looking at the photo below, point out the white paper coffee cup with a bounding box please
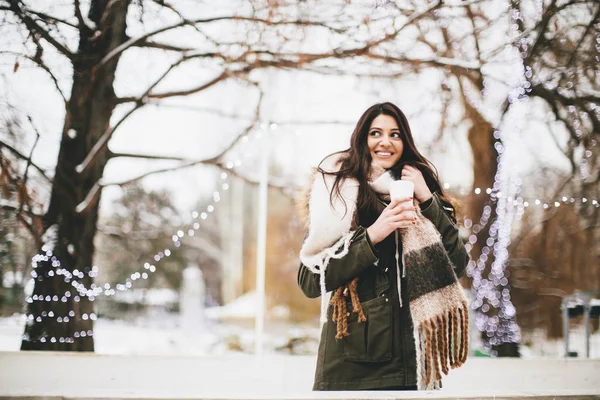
[389,180,414,201]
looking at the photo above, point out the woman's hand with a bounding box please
[367,198,416,245]
[401,165,433,204]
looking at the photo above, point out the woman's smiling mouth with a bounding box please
[375,151,394,158]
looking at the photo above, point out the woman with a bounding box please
[297,102,470,391]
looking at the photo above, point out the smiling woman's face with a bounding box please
[367,114,403,169]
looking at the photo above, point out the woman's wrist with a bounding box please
[416,190,433,204]
[363,227,379,256]
[366,226,382,246]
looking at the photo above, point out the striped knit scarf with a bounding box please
[299,154,469,390]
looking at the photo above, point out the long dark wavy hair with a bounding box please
[318,102,457,226]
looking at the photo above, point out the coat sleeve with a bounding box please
[297,226,379,299]
[420,193,470,278]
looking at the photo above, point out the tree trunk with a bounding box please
[21,0,131,351]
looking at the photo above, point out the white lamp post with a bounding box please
[254,124,271,356]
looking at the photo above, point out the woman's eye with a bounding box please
[369,131,380,137]
[391,132,401,138]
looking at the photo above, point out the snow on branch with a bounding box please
[75,182,101,214]
[76,103,141,177]
[40,224,58,253]
[74,0,97,31]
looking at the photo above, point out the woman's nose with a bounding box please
[380,134,390,145]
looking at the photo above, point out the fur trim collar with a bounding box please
[299,153,359,269]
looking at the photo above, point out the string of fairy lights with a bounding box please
[22,172,232,343]
[444,183,599,210]
[27,173,230,301]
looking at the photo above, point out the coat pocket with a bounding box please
[342,295,392,362]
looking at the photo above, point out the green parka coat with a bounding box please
[297,193,469,390]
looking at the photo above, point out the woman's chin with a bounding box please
[375,159,397,169]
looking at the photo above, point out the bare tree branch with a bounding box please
[530,84,600,138]
[466,4,483,64]
[117,68,228,104]
[149,0,188,21]
[564,6,600,68]
[6,2,75,60]
[75,181,100,214]
[141,69,231,100]
[524,0,587,65]
[272,118,356,126]
[0,50,68,104]
[444,0,489,6]
[367,53,481,72]
[97,15,348,69]
[0,140,52,182]
[132,38,195,53]
[101,158,288,189]
[75,103,142,177]
[114,3,484,110]
[143,101,359,126]
[103,81,265,188]
[331,1,442,59]
[0,203,42,244]
[101,159,209,187]
[147,0,221,48]
[107,150,187,161]
[80,55,231,176]
[73,0,88,31]
[16,116,41,217]
[547,119,577,171]
[6,6,79,29]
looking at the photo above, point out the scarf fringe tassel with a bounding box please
[329,277,366,339]
[415,301,469,390]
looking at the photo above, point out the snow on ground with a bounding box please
[0,312,320,355]
[1,311,598,358]
[520,327,600,359]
